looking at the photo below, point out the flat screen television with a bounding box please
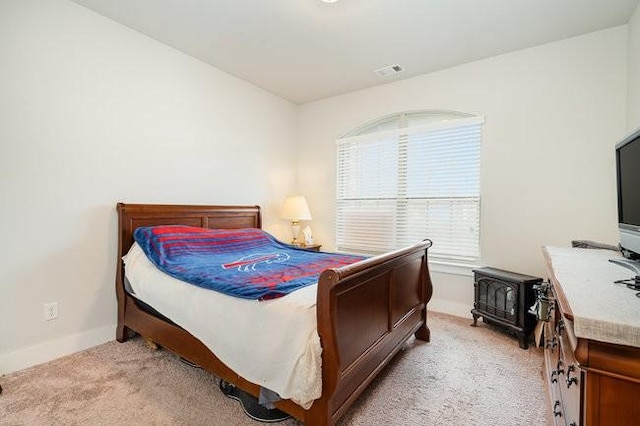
[613,127,640,274]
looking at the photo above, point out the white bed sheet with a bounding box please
[123,242,322,408]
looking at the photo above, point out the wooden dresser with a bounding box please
[542,247,640,426]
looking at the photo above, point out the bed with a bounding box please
[115,203,433,425]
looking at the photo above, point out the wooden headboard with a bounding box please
[115,203,261,301]
[117,203,261,257]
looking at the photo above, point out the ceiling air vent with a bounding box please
[374,64,404,78]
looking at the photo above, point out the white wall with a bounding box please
[0,0,298,373]
[628,2,640,130]
[297,27,628,316]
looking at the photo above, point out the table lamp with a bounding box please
[280,195,312,246]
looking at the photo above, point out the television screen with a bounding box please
[617,135,640,227]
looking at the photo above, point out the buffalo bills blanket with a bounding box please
[133,225,365,300]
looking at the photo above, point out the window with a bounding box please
[336,111,483,264]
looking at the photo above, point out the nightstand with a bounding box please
[301,244,321,252]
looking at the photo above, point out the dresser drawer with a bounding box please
[544,295,583,426]
[550,303,582,426]
[547,352,581,424]
[558,328,582,426]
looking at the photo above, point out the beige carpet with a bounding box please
[0,313,548,425]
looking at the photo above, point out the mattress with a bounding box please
[123,242,322,408]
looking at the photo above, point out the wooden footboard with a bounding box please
[308,241,432,425]
[115,203,432,426]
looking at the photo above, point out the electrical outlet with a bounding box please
[44,302,58,321]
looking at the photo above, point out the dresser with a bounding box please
[542,247,640,426]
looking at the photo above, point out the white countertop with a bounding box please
[544,246,640,348]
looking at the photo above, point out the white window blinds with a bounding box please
[336,115,483,262]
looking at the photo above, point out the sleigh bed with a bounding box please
[115,203,433,425]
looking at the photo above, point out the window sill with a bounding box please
[428,259,479,277]
[337,248,479,277]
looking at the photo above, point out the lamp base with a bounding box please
[291,221,301,246]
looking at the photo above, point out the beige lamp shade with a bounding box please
[280,195,312,221]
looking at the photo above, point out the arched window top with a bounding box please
[342,110,476,138]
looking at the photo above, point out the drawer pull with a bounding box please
[551,359,565,383]
[566,365,578,388]
[551,360,564,383]
[553,400,562,417]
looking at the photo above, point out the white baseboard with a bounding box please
[429,298,473,319]
[0,301,469,376]
[0,324,116,375]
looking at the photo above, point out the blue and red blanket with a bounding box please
[133,225,365,300]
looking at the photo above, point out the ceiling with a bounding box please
[70,0,640,104]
